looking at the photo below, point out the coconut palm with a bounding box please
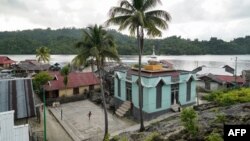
[36,46,51,63]
[60,65,70,96]
[106,0,171,131]
[72,24,119,138]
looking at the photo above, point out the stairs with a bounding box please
[115,101,131,117]
[171,104,180,112]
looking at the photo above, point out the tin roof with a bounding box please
[0,78,36,119]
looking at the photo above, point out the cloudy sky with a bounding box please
[0,0,250,41]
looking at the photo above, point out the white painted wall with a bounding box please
[197,81,223,91]
[0,111,29,141]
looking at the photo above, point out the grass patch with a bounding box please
[204,88,250,106]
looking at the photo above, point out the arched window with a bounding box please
[116,76,121,97]
[137,80,144,106]
[186,77,193,101]
[156,81,164,108]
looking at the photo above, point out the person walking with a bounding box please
[88,111,92,120]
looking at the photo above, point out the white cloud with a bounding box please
[0,0,250,41]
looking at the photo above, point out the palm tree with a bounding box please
[106,0,171,131]
[72,24,119,139]
[36,46,51,63]
[60,65,70,96]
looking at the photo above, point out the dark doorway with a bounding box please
[171,84,179,105]
[126,82,132,101]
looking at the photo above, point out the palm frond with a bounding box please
[109,7,133,18]
[146,16,168,30]
[142,0,162,11]
[120,0,135,10]
[145,10,171,21]
[105,15,131,26]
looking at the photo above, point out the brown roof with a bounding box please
[16,60,50,71]
[199,74,245,84]
[44,71,100,91]
[214,75,245,84]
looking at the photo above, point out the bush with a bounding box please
[214,112,227,124]
[103,133,110,141]
[181,108,199,136]
[133,64,145,68]
[204,88,250,106]
[206,132,223,141]
[144,132,163,141]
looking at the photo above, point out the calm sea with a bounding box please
[2,54,250,75]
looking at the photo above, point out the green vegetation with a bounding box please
[60,65,70,95]
[180,108,199,136]
[33,71,52,93]
[144,132,163,141]
[214,112,227,124]
[204,88,250,106]
[36,46,50,63]
[1,28,250,55]
[111,136,128,141]
[205,132,223,141]
[103,133,110,141]
[73,24,119,139]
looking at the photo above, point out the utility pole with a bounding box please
[234,57,238,88]
[43,89,47,141]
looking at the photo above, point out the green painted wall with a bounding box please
[179,82,187,105]
[114,71,196,114]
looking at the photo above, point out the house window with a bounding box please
[89,85,94,91]
[73,87,79,95]
[186,79,192,101]
[171,84,179,105]
[126,82,132,101]
[137,80,144,106]
[156,81,164,109]
[117,77,121,97]
[205,81,210,90]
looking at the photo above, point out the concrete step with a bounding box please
[119,106,129,113]
[121,104,131,110]
[115,110,123,117]
[117,108,126,115]
[171,104,180,112]
[123,101,131,107]
[115,101,131,117]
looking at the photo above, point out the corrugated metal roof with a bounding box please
[0,78,36,119]
[0,111,29,141]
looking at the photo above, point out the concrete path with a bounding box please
[41,107,73,141]
[49,100,135,141]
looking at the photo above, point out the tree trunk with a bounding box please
[137,26,145,131]
[90,59,94,72]
[97,62,109,139]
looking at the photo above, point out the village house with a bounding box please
[197,73,245,91]
[0,56,15,69]
[0,111,29,141]
[13,59,50,77]
[43,71,100,99]
[114,60,197,120]
[242,70,250,87]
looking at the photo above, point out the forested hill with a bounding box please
[0,28,250,55]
